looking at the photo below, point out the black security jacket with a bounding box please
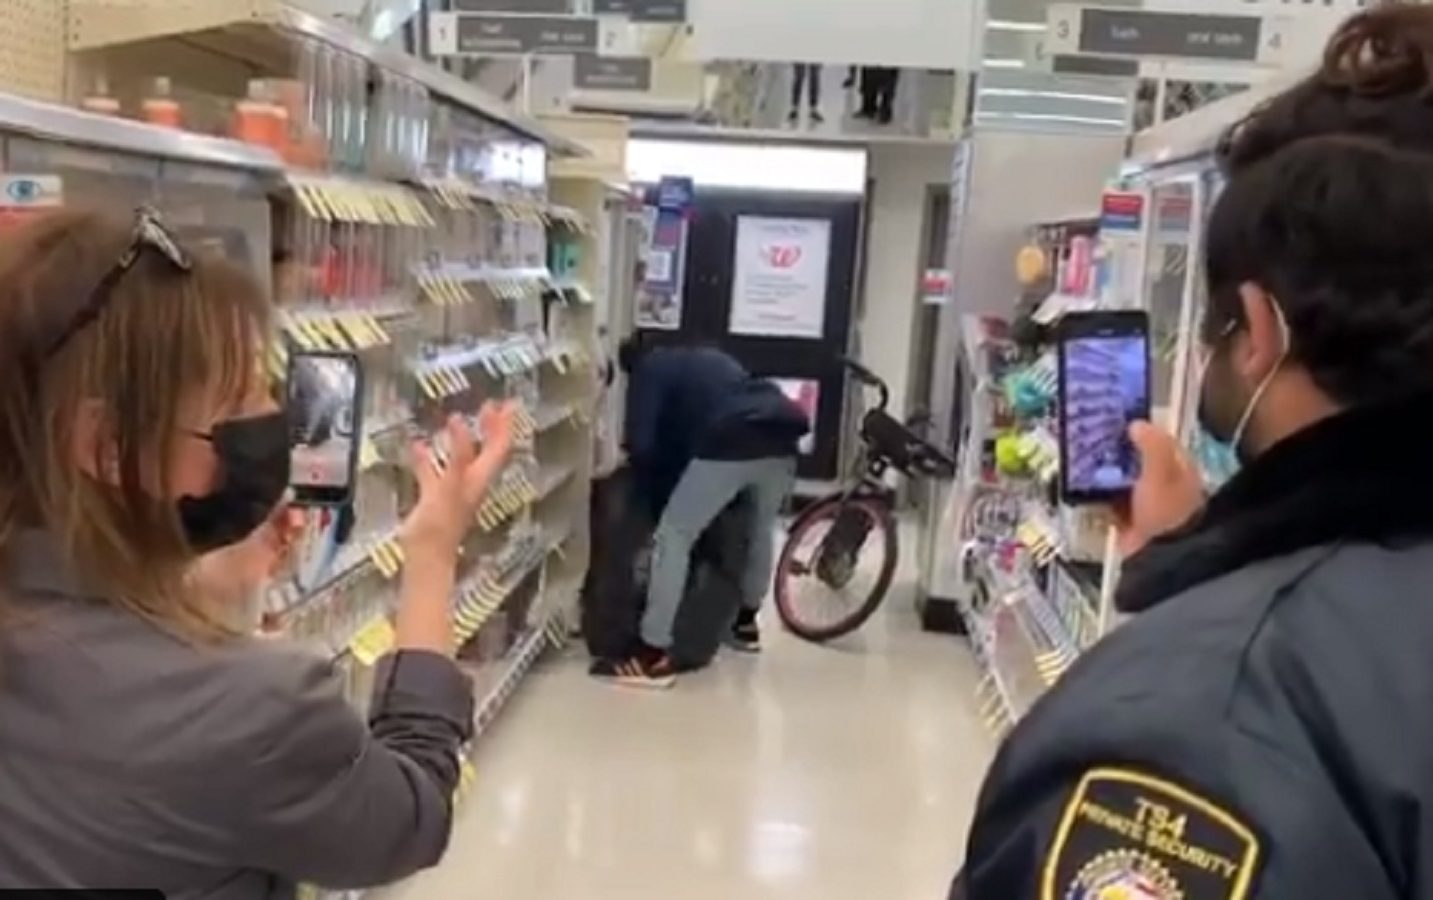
[955,393,1433,899]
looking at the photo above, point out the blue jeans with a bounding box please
[640,456,796,649]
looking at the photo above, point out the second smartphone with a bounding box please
[1055,310,1151,505]
[286,350,364,507]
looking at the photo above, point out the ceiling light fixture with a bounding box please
[985,19,1048,33]
[979,87,1128,106]
[977,111,1128,127]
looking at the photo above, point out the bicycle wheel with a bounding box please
[773,496,899,642]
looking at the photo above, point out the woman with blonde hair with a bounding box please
[0,207,515,896]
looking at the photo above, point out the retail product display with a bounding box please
[20,6,618,896]
[937,80,1285,732]
[944,215,1140,733]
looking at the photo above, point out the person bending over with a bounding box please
[953,8,1433,897]
[596,337,808,687]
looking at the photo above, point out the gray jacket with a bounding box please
[0,531,474,897]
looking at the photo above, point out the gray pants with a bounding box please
[640,456,796,649]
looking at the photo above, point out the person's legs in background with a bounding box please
[789,64,809,124]
[806,64,824,124]
[856,67,878,118]
[730,456,797,652]
[877,68,900,124]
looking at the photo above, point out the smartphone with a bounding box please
[286,350,364,506]
[1056,310,1151,505]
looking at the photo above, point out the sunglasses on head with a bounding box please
[44,206,193,359]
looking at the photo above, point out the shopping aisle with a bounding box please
[385,574,995,900]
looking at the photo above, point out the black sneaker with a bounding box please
[729,611,762,654]
[590,641,677,689]
[810,109,825,125]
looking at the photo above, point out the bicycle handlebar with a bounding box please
[840,356,890,412]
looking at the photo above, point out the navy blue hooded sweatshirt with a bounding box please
[624,346,809,514]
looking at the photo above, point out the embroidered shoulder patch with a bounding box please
[1041,767,1261,900]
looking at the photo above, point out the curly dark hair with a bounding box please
[1219,2,1433,173]
[1205,135,1433,405]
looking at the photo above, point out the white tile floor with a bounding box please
[387,577,994,900]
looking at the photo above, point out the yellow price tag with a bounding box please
[416,272,438,304]
[316,316,348,350]
[358,438,381,472]
[333,313,368,350]
[286,317,319,351]
[292,183,321,221]
[445,276,467,307]
[349,615,396,666]
[312,182,341,222]
[366,314,389,344]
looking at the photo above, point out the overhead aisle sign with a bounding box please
[429,12,599,56]
[451,0,572,11]
[575,55,653,91]
[594,0,687,23]
[1045,4,1291,67]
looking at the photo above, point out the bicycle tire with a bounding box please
[773,495,899,643]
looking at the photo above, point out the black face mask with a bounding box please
[178,411,290,553]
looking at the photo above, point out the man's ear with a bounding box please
[1236,282,1286,381]
[71,399,119,484]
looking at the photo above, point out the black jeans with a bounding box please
[859,67,899,123]
[791,63,821,110]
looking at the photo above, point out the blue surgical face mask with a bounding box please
[1193,300,1290,486]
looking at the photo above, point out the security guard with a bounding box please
[954,9,1433,897]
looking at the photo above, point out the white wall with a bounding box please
[687,0,983,70]
[857,143,955,420]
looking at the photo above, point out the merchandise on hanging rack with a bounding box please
[944,211,1142,736]
[540,112,645,505]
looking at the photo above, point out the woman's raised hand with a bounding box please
[402,401,519,559]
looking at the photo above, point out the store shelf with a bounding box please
[547,277,594,305]
[453,521,574,645]
[68,0,587,156]
[533,401,581,433]
[0,89,281,172]
[468,611,559,736]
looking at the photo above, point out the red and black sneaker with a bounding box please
[590,641,677,689]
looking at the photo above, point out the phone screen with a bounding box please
[287,352,363,506]
[1059,322,1150,502]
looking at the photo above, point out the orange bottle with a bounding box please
[141,77,182,129]
[80,75,121,117]
[234,79,280,148]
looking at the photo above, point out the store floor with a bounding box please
[385,570,994,900]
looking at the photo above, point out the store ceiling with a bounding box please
[976,0,1139,133]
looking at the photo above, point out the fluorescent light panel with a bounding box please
[978,87,1128,106]
[986,19,1048,33]
[977,111,1128,128]
[982,58,1028,69]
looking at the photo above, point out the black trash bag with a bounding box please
[581,466,753,671]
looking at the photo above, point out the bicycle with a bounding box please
[773,358,957,642]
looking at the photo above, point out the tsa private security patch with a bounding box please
[1041,768,1261,900]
